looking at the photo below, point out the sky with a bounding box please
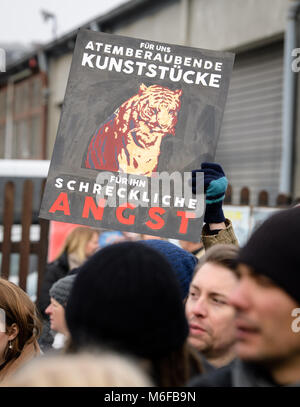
[0,0,128,46]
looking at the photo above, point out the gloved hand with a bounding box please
[191,162,228,224]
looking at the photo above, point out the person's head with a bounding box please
[56,227,100,263]
[143,239,198,300]
[1,351,153,387]
[65,242,191,386]
[0,279,41,365]
[179,239,203,253]
[98,230,125,248]
[230,208,300,371]
[185,244,239,366]
[45,275,76,335]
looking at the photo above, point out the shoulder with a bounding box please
[187,364,233,387]
[47,252,69,275]
[0,341,40,383]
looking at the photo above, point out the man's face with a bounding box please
[185,262,239,357]
[229,264,300,362]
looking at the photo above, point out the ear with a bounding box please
[139,83,147,95]
[7,323,19,341]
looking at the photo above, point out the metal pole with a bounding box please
[280,0,300,194]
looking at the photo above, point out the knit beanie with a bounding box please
[65,241,189,359]
[50,274,76,308]
[143,240,198,300]
[237,207,300,305]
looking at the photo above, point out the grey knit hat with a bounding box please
[49,274,76,308]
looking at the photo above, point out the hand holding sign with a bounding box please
[39,30,234,241]
[191,162,228,224]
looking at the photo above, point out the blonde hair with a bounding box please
[1,352,153,387]
[0,279,42,364]
[56,227,100,263]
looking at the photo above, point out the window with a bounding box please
[0,73,46,159]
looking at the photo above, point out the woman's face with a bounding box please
[45,298,68,335]
[85,233,99,258]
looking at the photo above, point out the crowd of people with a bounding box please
[0,162,299,387]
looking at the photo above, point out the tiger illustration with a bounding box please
[84,83,182,176]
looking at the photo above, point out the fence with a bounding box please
[223,184,298,246]
[0,179,49,302]
[224,184,294,207]
[0,179,297,301]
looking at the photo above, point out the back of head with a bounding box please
[66,241,188,359]
[1,352,153,387]
[143,239,198,300]
[237,207,300,304]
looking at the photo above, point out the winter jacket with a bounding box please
[188,363,231,387]
[199,354,217,374]
[202,219,239,249]
[188,359,300,387]
[38,251,70,317]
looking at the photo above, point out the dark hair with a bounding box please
[193,244,239,278]
[150,342,203,386]
[65,339,203,387]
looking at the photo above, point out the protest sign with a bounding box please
[39,30,234,241]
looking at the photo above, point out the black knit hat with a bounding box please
[50,274,76,308]
[65,241,189,359]
[237,207,300,305]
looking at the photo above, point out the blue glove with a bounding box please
[191,162,228,224]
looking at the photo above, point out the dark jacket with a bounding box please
[199,355,217,375]
[38,251,70,317]
[188,359,300,387]
[188,364,232,387]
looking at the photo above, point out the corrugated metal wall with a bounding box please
[216,42,284,205]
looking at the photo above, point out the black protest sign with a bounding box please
[39,30,234,241]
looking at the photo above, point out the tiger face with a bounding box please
[135,84,182,135]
